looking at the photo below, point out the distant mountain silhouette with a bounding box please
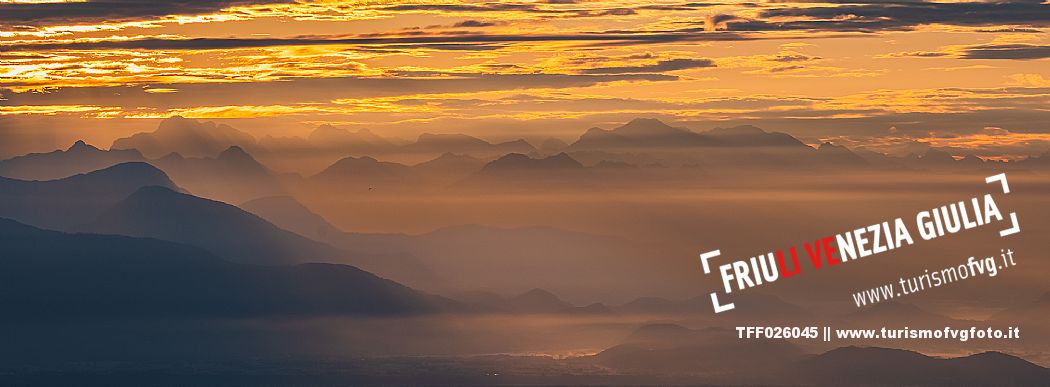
[80,186,343,265]
[704,124,807,147]
[481,152,584,171]
[816,141,869,166]
[457,153,588,189]
[506,288,574,313]
[112,116,257,158]
[0,217,445,319]
[79,187,443,289]
[537,137,569,153]
[310,155,420,190]
[797,346,1049,385]
[240,195,341,241]
[565,118,861,173]
[571,118,713,150]
[153,145,285,203]
[403,133,535,158]
[0,162,178,231]
[0,140,145,180]
[308,124,395,154]
[412,152,486,182]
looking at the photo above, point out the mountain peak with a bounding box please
[625,117,671,128]
[483,152,584,171]
[614,118,682,136]
[217,145,252,161]
[417,132,488,146]
[67,140,99,152]
[506,288,573,313]
[708,125,767,136]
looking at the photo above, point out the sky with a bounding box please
[2,0,1050,159]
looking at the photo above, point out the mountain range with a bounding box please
[152,145,286,204]
[111,115,258,159]
[0,217,447,319]
[0,140,145,181]
[0,162,179,231]
[3,117,1035,200]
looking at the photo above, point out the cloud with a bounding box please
[451,20,500,28]
[0,73,678,109]
[579,58,715,74]
[0,0,290,27]
[890,44,1050,60]
[707,1,1050,33]
[4,31,755,51]
[959,44,1050,60]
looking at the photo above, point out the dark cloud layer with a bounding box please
[0,0,289,27]
[727,0,1050,32]
[960,44,1050,60]
[3,31,753,51]
[580,58,715,74]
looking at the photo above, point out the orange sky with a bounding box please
[2,0,1050,158]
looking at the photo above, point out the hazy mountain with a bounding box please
[457,153,589,189]
[0,162,178,231]
[567,119,843,173]
[797,346,1049,385]
[505,288,574,313]
[240,195,341,241]
[815,141,869,166]
[571,119,809,151]
[310,155,419,191]
[410,133,523,152]
[481,152,584,171]
[913,148,958,168]
[399,133,535,161]
[307,124,395,153]
[0,217,444,319]
[704,124,807,147]
[80,186,343,265]
[152,145,285,203]
[571,118,715,150]
[0,140,145,181]
[411,152,486,182]
[537,137,569,153]
[79,187,442,289]
[255,133,344,175]
[112,116,257,158]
